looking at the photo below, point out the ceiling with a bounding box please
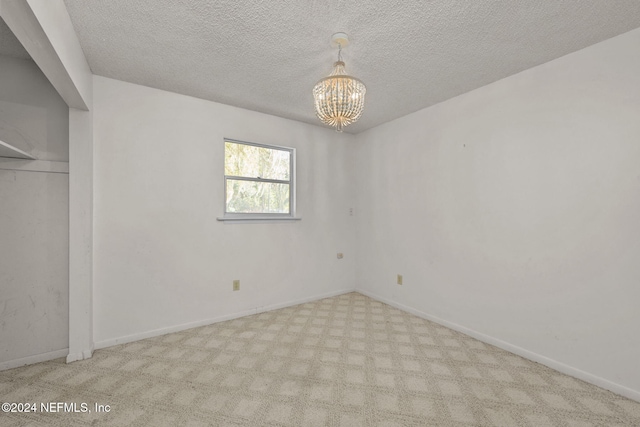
[9,1,640,133]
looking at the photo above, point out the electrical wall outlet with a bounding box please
[233,280,240,291]
[397,274,403,285]
[337,253,344,259]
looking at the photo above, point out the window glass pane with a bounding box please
[225,141,290,181]
[226,179,290,214]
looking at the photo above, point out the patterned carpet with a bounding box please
[1,292,639,426]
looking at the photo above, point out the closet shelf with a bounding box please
[0,139,36,160]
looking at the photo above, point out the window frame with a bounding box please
[222,138,296,220]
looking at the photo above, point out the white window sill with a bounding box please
[216,216,302,222]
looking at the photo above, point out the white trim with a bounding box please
[0,159,69,174]
[65,344,94,364]
[95,288,353,350]
[0,349,68,371]
[66,352,84,364]
[67,107,94,367]
[83,346,94,360]
[356,288,640,403]
[216,216,301,222]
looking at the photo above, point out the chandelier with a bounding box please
[313,33,366,132]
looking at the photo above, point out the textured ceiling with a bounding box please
[0,18,31,60]
[63,0,640,134]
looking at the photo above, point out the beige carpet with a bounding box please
[1,292,639,426]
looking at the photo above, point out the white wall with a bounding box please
[92,76,356,346]
[0,171,69,365]
[0,55,69,367]
[354,28,640,398]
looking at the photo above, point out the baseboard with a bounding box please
[66,344,94,364]
[95,288,354,350]
[356,288,640,403]
[66,352,83,363]
[0,349,69,371]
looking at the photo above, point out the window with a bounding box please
[223,139,295,218]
